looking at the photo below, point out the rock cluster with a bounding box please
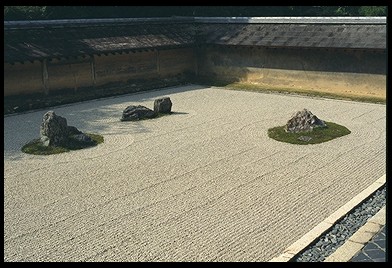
[285,109,327,133]
[121,97,172,121]
[40,111,94,147]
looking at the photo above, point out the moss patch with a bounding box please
[225,83,386,104]
[267,121,351,145]
[21,133,104,155]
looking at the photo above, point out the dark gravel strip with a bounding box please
[293,186,386,262]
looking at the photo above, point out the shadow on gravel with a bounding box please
[3,85,204,158]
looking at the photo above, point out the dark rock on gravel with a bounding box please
[121,105,157,121]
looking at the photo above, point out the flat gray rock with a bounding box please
[69,133,95,145]
[298,136,312,142]
[121,105,157,121]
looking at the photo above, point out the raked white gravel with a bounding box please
[4,85,386,262]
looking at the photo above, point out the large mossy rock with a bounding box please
[40,111,94,147]
[285,109,327,133]
[40,111,69,146]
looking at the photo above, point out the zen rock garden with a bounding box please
[22,97,174,155]
[22,99,349,155]
[121,97,172,121]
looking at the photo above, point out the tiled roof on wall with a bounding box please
[4,17,386,63]
[4,22,195,63]
[197,23,386,49]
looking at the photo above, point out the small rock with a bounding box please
[154,97,172,114]
[298,136,312,142]
[69,134,94,145]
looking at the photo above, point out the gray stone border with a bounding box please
[269,174,386,262]
[324,206,386,262]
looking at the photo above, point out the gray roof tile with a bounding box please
[4,17,386,63]
[199,23,386,49]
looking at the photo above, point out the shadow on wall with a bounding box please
[195,45,386,94]
[4,44,386,115]
[200,46,386,74]
[3,73,195,115]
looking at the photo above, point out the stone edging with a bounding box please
[323,206,386,262]
[269,174,386,262]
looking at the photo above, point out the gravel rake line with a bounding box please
[4,86,385,261]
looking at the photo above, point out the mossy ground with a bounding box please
[267,121,351,145]
[21,133,104,155]
[224,83,386,104]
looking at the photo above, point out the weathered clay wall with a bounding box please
[47,57,94,93]
[4,62,44,95]
[197,46,386,96]
[158,48,195,76]
[4,46,386,98]
[94,50,158,86]
[4,48,195,97]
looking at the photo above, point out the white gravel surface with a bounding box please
[4,85,386,262]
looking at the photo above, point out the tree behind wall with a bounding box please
[4,6,387,20]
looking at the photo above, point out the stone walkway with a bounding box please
[350,225,386,262]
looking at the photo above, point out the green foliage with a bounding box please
[21,138,70,155]
[21,133,104,155]
[267,122,351,145]
[358,6,387,16]
[87,133,104,144]
[4,6,387,21]
[4,6,48,20]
